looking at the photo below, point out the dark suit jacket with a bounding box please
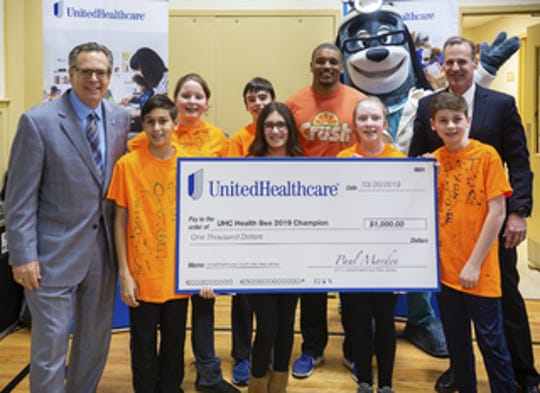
[409,84,533,215]
[5,91,130,286]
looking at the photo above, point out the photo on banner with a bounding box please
[42,0,169,130]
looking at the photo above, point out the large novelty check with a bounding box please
[175,158,439,294]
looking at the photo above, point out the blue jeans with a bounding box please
[406,292,435,326]
[191,295,223,385]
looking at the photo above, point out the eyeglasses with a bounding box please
[342,30,407,54]
[73,67,110,80]
[263,121,288,131]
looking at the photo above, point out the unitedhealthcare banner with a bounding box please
[393,0,459,50]
[342,1,459,49]
[42,0,168,104]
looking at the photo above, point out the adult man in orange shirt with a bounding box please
[286,42,365,378]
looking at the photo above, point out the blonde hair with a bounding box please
[353,96,388,120]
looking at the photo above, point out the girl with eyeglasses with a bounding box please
[247,102,302,393]
[249,102,303,158]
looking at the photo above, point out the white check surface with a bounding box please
[176,158,439,293]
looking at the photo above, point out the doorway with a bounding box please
[461,8,540,298]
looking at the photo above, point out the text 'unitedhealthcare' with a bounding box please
[208,180,340,198]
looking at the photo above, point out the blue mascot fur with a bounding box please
[335,1,520,359]
[336,1,520,155]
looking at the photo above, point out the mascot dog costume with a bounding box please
[336,0,520,358]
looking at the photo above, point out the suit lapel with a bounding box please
[470,85,489,137]
[58,93,101,184]
[102,100,117,187]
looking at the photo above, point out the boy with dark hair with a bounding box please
[108,95,189,393]
[228,77,275,157]
[430,92,515,393]
[227,77,275,386]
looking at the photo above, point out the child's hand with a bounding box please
[199,287,216,299]
[459,262,481,289]
[418,153,440,168]
[120,273,140,308]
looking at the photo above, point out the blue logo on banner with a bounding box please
[53,0,64,18]
[188,169,204,200]
[51,1,146,21]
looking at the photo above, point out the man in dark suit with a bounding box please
[410,36,538,393]
[5,42,130,392]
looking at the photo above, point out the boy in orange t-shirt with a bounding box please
[108,95,190,393]
[227,77,275,386]
[228,77,275,158]
[430,92,515,393]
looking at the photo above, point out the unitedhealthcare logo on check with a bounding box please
[188,169,204,200]
[187,168,339,199]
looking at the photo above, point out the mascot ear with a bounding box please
[335,32,342,48]
[479,32,521,75]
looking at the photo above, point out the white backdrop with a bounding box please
[42,0,168,104]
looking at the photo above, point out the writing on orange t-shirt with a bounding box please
[286,84,365,158]
[435,139,512,298]
[108,147,188,303]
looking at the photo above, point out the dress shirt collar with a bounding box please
[69,90,103,123]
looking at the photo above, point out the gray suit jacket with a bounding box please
[5,91,130,286]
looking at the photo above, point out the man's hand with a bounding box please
[12,260,41,291]
[503,212,527,249]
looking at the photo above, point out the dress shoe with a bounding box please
[520,385,540,393]
[434,367,457,393]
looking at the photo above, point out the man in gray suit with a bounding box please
[5,42,130,393]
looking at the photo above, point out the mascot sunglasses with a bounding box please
[342,30,407,54]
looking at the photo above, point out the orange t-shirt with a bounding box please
[434,139,512,298]
[337,142,406,158]
[128,120,230,157]
[228,123,256,157]
[108,147,188,303]
[286,84,365,157]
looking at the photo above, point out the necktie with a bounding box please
[86,112,103,180]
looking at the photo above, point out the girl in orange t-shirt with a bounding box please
[128,74,237,391]
[338,96,403,393]
[247,102,302,392]
[128,73,230,157]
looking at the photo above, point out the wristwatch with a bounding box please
[516,206,529,218]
